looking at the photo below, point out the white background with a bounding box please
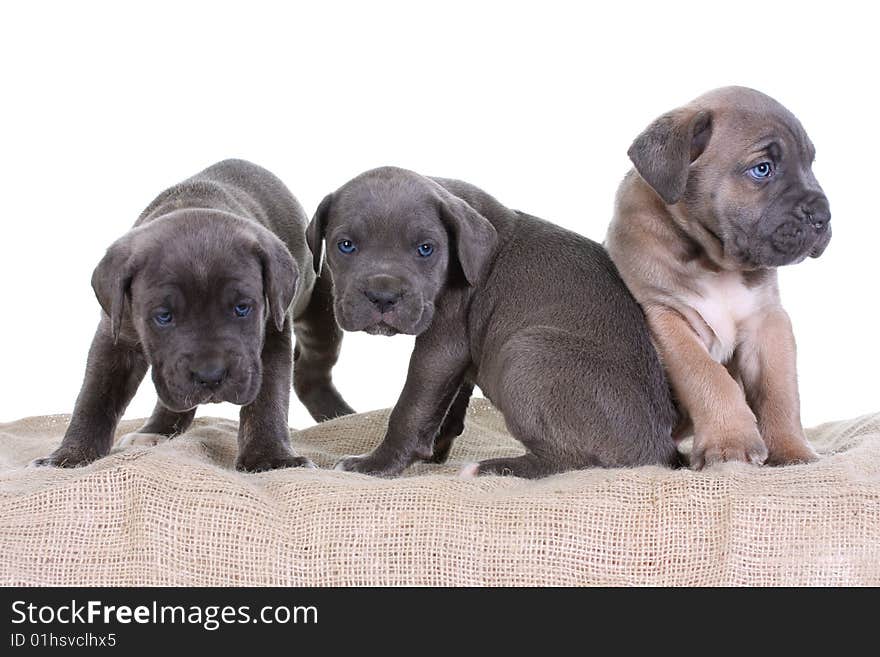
[1,1,876,429]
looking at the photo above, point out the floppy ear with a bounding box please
[306,194,332,275]
[91,237,136,343]
[628,107,713,205]
[255,232,299,333]
[435,191,498,286]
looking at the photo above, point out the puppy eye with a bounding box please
[337,240,357,254]
[748,162,774,180]
[417,243,434,257]
[233,303,252,318]
[154,310,173,327]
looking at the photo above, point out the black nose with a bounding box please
[364,289,401,313]
[798,195,831,231]
[191,364,227,388]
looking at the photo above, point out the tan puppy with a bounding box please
[606,87,831,469]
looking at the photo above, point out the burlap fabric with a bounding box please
[1,399,878,586]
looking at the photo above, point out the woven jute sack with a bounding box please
[1,399,878,586]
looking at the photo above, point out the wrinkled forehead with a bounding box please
[331,176,442,236]
[132,234,263,298]
[699,90,815,159]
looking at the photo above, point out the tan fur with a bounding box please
[606,87,828,469]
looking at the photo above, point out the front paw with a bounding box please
[235,450,315,473]
[334,453,403,477]
[31,445,103,468]
[118,432,171,448]
[692,423,768,470]
[765,439,819,466]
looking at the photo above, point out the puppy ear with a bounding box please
[436,191,498,286]
[628,108,713,205]
[256,232,299,333]
[307,194,332,275]
[91,237,136,343]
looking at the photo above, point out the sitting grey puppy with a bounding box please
[35,159,353,471]
[309,167,679,478]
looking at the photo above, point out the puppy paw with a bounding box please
[118,432,170,448]
[692,426,767,470]
[30,446,102,469]
[458,462,480,478]
[765,440,820,466]
[334,454,367,472]
[334,454,402,477]
[235,452,315,473]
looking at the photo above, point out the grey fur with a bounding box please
[34,159,353,471]
[311,167,679,478]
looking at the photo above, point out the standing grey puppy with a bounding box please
[35,159,353,471]
[309,167,679,478]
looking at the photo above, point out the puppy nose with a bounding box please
[364,289,402,313]
[191,364,227,388]
[799,195,831,231]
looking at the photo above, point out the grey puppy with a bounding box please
[606,87,831,468]
[308,167,679,478]
[35,159,353,471]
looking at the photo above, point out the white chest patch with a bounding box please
[685,272,760,363]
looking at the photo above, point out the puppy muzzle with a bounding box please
[338,295,434,336]
[336,277,434,336]
[152,354,260,411]
[729,192,831,268]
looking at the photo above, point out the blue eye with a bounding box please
[234,303,252,318]
[417,243,434,257]
[154,310,173,327]
[337,240,357,254]
[748,162,774,180]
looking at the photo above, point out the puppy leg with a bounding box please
[466,327,677,478]
[118,403,196,448]
[737,310,818,466]
[425,380,474,464]
[646,305,767,469]
[293,268,355,422]
[236,321,313,472]
[33,321,148,467]
[335,318,470,477]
